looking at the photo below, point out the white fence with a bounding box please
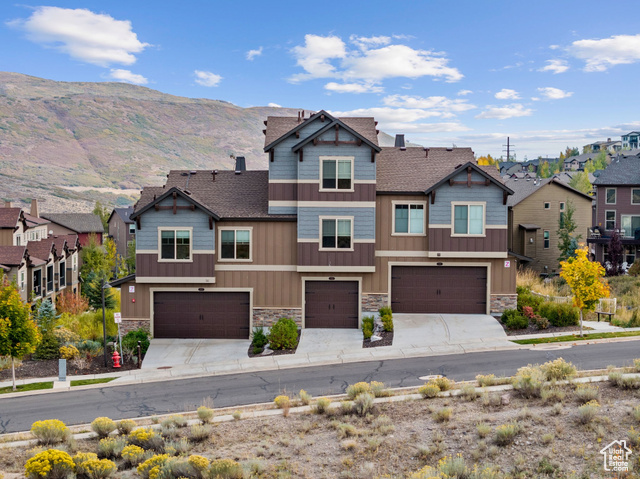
[530,291,616,313]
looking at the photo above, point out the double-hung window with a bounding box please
[452,203,485,236]
[321,157,353,191]
[605,211,616,230]
[606,188,616,204]
[129,223,136,235]
[632,189,640,205]
[160,229,191,261]
[321,218,352,249]
[220,228,251,260]
[46,265,54,292]
[59,261,66,287]
[543,230,550,249]
[393,203,425,235]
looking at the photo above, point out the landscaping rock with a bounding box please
[501,393,510,405]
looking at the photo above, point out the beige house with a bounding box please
[506,177,593,274]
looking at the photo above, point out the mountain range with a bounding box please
[0,72,415,212]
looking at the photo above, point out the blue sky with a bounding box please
[2,0,640,160]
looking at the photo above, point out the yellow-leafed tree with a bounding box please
[560,247,610,336]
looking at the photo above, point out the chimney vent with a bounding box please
[235,156,246,174]
[30,199,39,218]
[3,201,12,208]
[394,134,405,148]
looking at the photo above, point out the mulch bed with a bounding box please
[501,322,589,336]
[247,330,301,358]
[0,355,140,381]
[363,330,394,348]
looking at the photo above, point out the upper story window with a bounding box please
[606,188,616,204]
[452,203,485,236]
[632,189,640,205]
[220,228,252,261]
[129,223,136,235]
[605,210,616,230]
[560,202,565,211]
[33,269,42,298]
[20,271,25,292]
[544,202,550,209]
[73,255,77,271]
[543,230,550,249]
[159,228,191,261]
[393,202,425,235]
[15,235,21,246]
[46,265,53,292]
[59,261,66,287]
[321,157,353,191]
[321,217,352,250]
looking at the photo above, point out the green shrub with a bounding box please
[628,260,640,276]
[122,328,151,355]
[418,383,440,398]
[517,292,544,312]
[25,449,74,479]
[433,377,455,391]
[128,428,164,451]
[381,315,394,332]
[538,302,579,327]
[33,333,60,360]
[577,400,600,424]
[540,358,576,381]
[298,389,312,405]
[121,445,145,468]
[77,458,117,479]
[313,397,331,414]
[353,392,375,416]
[501,309,528,330]
[30,419,70,445]
[75,339,103,357]
[433,407,452,422]
[378,306,392,318]
[97,437,126,459]
[476,374,496,387]
[346,381,371,399]
[137,454,170,479]
[512,365,545,398]
[362,315,374,340]
[267,317,298,350]
[251,327,268,349]
[188,425,211,443]
[370,381,391,397]
[91,417,116,438]
[574,384,599,404]
[197,406,214,424]
[208,458,243,479]
[495,422,521,446]
[116,419,136,435]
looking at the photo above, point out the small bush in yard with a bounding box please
[59,345,80,360]
[541,386,566,404]
[460,384,479,401]
[538,302,579,327]
[251,326,268,349]
[298,389,312,405]
[540,357,576,381]
[517,291,544,312]
[208,458,243,479]
[25,449,74,479]
[97,437,126,459]
[381,315,394,332]
[476,374,496,387]
[137,454,170,479]
[512,365,545,398]
[267,318,298,350]
[434,407,452,422]
[163,414,187,428]
[362,315,374,340]
[188,425,211,443]
[476,423,491,438]
[378,306,392,318]
[128,428,163,451]
[501,309,528,330]
[433,376,455,391]
[418,383,440,399]
[33,333,61,360]
[197,405,214,424]
[609,371,624,387]
[116,419,136,435]
[164,438,190,456]
[121,445,145,467]
[91,417,116,438]
[77,458,117,478]
[578,400,601,424]
[274,395,290,409]
[346,381,371,399]
[354,392,375,416]
[188,454,210,474]
[574,384,599,403]
[30,419,71,445]
[370,381,391,397]
[313,397,331,414]
[495,422,520,446]
[122,328,151,356]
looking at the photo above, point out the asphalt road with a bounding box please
[1,341,638,434]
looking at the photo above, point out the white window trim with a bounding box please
[632,188,640,205]
[451,202,486,237]
[544,202,550,209]
[620,215,640,237]
[319,156,355,193]
[391,201,427,236]
[543,230,550,249]
[605,187,617,205]
[218,226,253,262]
[319,216,355,251]
[46,264,54,293]
[129,223,136,234]
[157,227,194,263]
[560,202,565,211]
[605,210,616,230]
[20,270,25,292]
[33,268,42,299]
[59,261,66,289]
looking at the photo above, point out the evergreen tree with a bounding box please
[83,271,117,310]
[35,299,58,334]
[568,171,592,194]
[557,201,582,263]
[93,201,110,231]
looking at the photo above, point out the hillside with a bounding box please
[0,73,417,213]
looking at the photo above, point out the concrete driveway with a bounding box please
[141,338,251,370]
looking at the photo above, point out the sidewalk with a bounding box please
[2,321,640,394]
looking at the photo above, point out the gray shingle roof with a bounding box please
[504,177,592,207]
[113,207,134,224]
[40,213,105,233]
[376,147,502,193]
[593,155,640,186]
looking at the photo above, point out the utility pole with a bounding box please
[502,137,515,161]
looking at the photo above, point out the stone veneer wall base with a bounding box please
[120,319,151,335]
[253,308,303,328]
[362,293,388,313]
[490,294,517,315]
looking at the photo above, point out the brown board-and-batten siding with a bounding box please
[136,253,215,277]
[268,183,376,202]
[298,243,375,267]
[429,228,507,252]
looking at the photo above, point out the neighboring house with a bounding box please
[505,177,593,274]
[0,245,30,302]
[622,132,640,150]
[51,234,81,297]
[40,213,104,246]
[498,161,522,176]
[587,155,640,267]
[584,138,622,154]
[23,199,50,242]
[563,152,608,171]
[107,206,135,259]
[522,158,540,173]
[111,110,517,338]
[505,171,536,181]
[0,205,27,246]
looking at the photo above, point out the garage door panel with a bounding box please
[392,266,486,314]
[305,281,359,329]
[154,292,250,339]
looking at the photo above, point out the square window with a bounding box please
[544,202,550,209]
[606,188,616,204]
[321,158,352,190]
[220,229,252,260]
[605,211,616,230]
[453,204,484,235]
[394,203,424,234]
[321,218,352,249]
[544,230,550,249]
[160,230,191,260]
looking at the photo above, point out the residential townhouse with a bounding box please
[588,155,640,267]
[40,213,104,246]
[622,132,640,150]
[107,206,135,259]
[112,110,517,338]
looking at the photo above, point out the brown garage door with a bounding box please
[153,291,250,339]
[305,281,359,328]
[391,266,487,314]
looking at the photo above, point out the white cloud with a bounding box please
[290,34,462,84]
[495,89,520,100]
[385,121,470,133]
[539,59,569,74]
[8,6,148,67]
[568,34,640,71]
[476,104,533,120]
[537,87,573,100]
[349,35,391,50]
[194,70,222,87]
[246,47,263,61]
[457,89,473,96]
[382,94,476,117]
[329,107,442,123]
[109,69,148,85]
[549,45,560,50]
[267,103,281,108]
[324,81,383,94]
